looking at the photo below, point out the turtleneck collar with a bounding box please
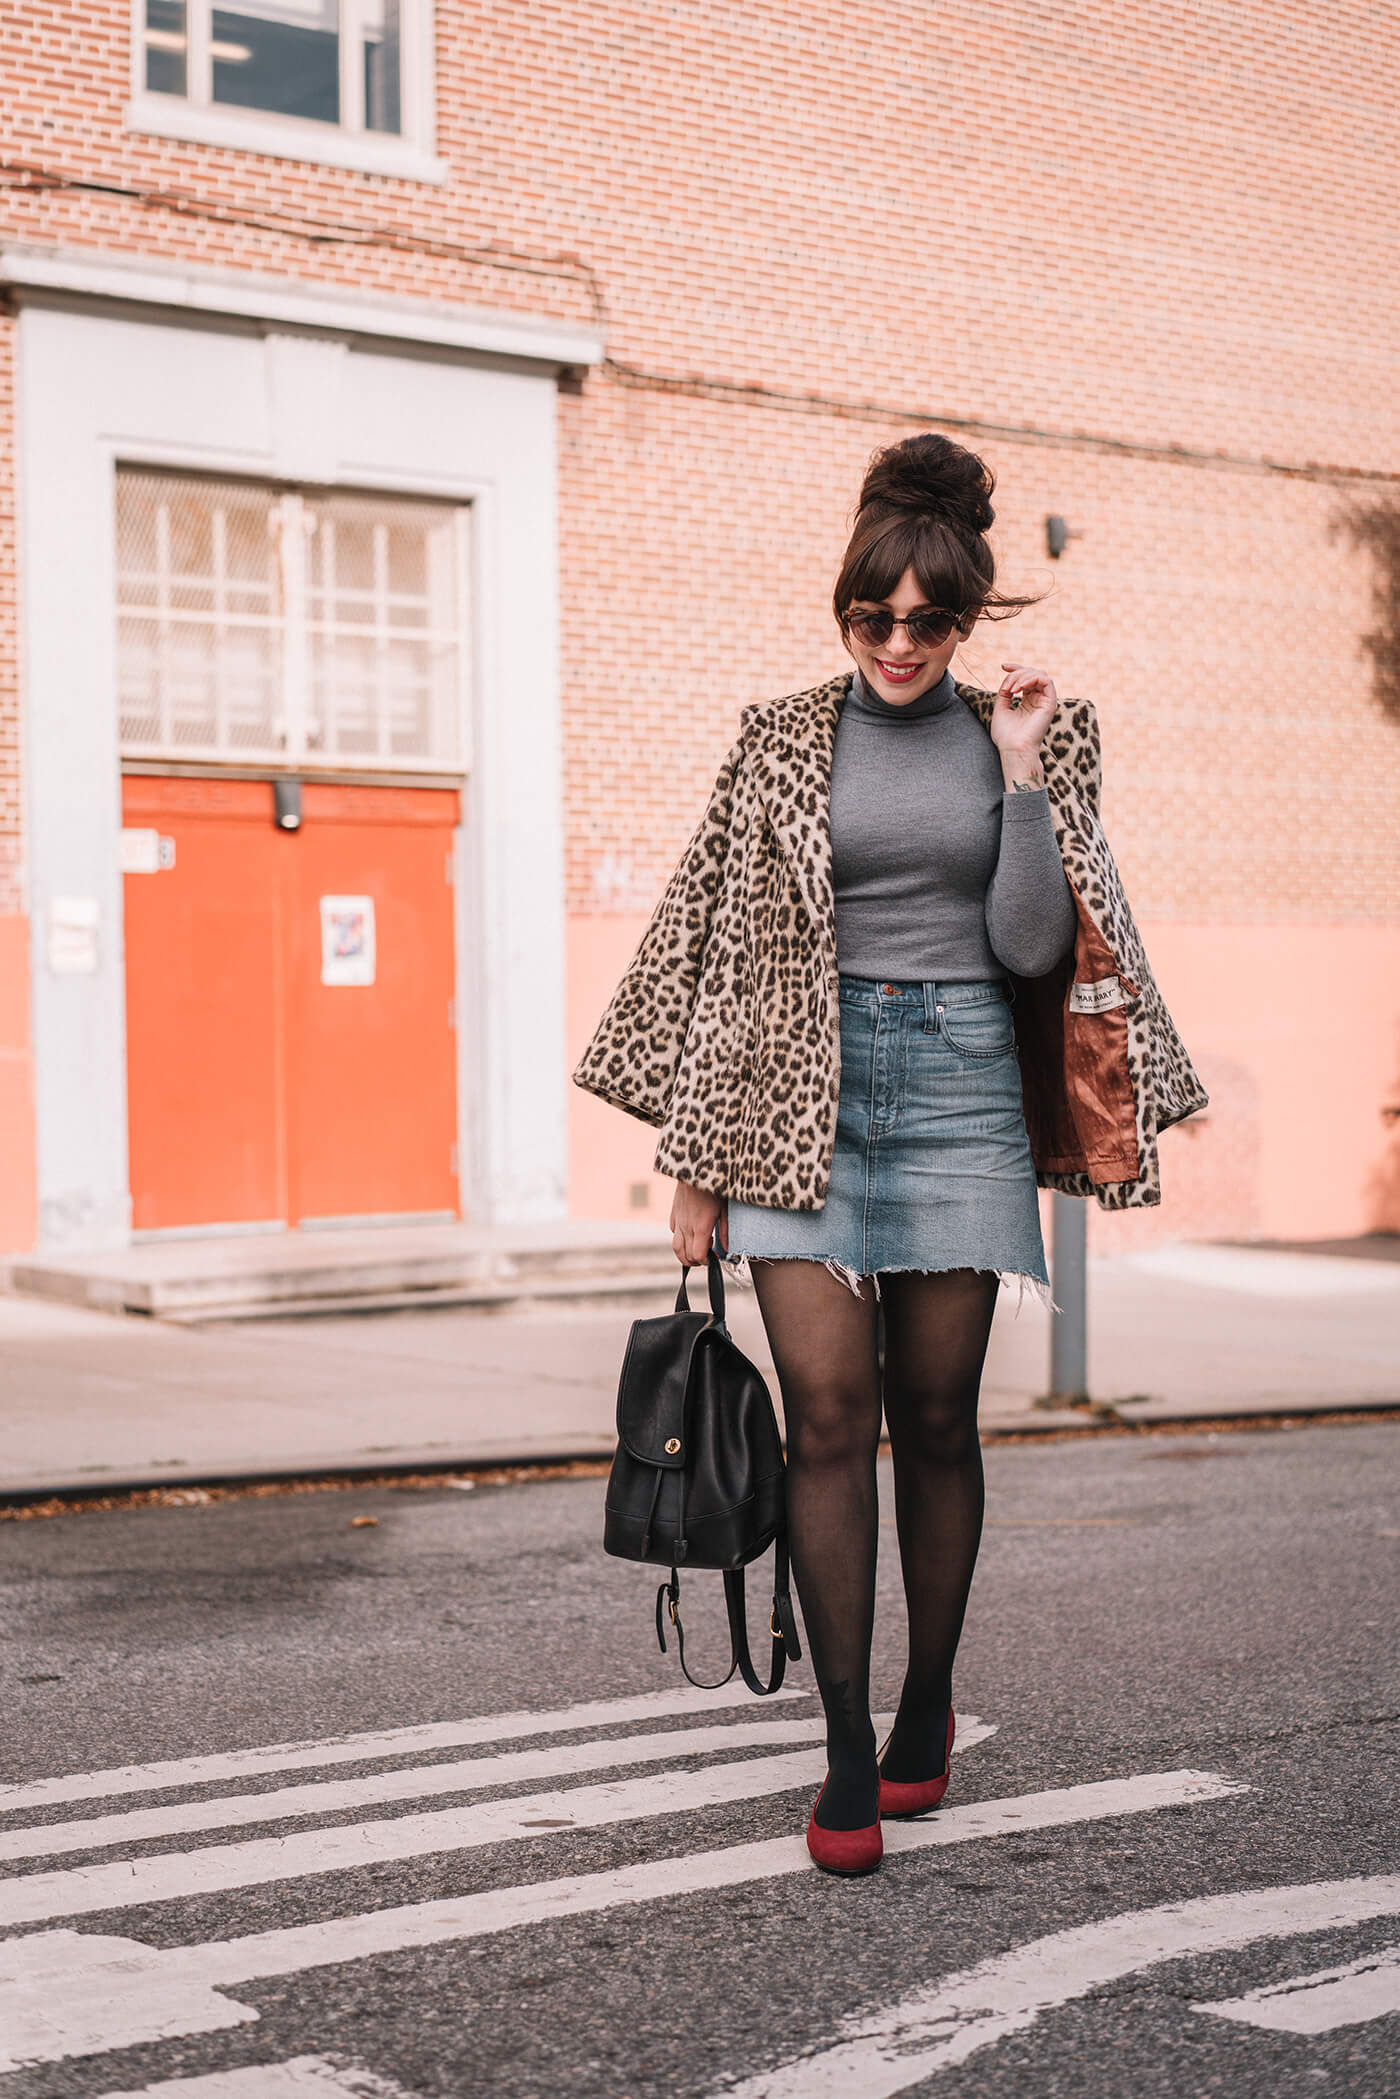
[848,668,957,722]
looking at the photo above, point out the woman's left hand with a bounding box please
[990,664,1059,757]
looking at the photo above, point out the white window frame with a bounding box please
[126,0,446,182]
[116,474,473,777]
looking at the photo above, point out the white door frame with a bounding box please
[12,269,591,1248]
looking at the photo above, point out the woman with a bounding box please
[574,434,1207,1876]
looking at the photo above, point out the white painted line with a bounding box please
[0,1927,261,2067]
[0,1770,1246,2070]
[0,1683,798,1815]
[0,1716,996,1865]
[0,1718,1002,1921]
[97,2057,415,2097]
[1195,1941,1400,2034]
[0,1746,832,1927]
[201,1772,1244,1990]
[0,1719,823,1865]
[714,1875,1400,2098]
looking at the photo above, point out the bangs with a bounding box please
[834,514,992,621]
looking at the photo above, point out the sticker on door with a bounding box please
[320,896,376,987]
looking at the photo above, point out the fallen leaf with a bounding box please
[350,1515,379,1529]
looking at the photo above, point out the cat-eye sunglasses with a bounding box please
[839,605,968,649]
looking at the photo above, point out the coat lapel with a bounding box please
[741,674,848,968]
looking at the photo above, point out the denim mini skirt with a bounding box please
[726,977,1048,1296]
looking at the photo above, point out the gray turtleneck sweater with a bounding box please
[829,671,1077,981]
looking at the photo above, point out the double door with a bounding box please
[122,775,460,1232]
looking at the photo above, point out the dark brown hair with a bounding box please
[832,433,1037,630]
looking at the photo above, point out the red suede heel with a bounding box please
[805,1781,884,1876]
[878,1709,956,1819]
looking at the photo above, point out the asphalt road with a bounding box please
[2,1421,1398,2099]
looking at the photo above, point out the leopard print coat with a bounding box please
[573,673,1208,1210]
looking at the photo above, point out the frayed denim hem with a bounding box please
[722,1251,1054,1313]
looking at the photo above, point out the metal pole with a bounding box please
[1049,1191,1088,1403]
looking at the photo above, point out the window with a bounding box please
[116,470,469,773]
[128,0,441,178]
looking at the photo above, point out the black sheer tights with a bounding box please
[751,1261,1000,1830]
[750,1263,882,1830]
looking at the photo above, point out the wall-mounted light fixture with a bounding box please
[1045,516,1088,560]
[273,778,303,832]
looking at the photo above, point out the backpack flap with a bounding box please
[614,1309,712,1469]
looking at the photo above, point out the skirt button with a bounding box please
[881,982,897,995]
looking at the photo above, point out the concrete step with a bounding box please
[3,1220,681,1323]
[161,1271,685,1326]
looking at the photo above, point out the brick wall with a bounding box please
[3,1,1399,1240]
[559,388,1400,924]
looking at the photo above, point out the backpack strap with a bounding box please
[654,1536,801,1698]
[655,1566,736,1692]
[724,1535,801,1696]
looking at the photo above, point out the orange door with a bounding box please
[286,784,460,1224]
[122,777,460,1232]
[123,779,286,1232]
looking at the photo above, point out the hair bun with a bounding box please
[858,433,996,537]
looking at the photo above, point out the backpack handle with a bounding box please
[674,1247,728,1327]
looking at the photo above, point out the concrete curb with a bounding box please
[5,1398,1397,1505]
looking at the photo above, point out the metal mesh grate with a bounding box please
[306,491,461,764]
[117,473,282,755]
[116,469,466,770]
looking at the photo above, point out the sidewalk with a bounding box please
[1,1244,1396,1497]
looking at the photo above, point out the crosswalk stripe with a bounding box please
[197,1772,1245,1987]
[0,1716,1001,1926]
[712,1873,1400,2097]
[0,1715,998,1867]
[1195,1941,1400,2035]
[0,1684,796,1816]
[0,1746,833,1927]
[0,1771,1245,2073]
[195,1772,1246,1990]
[96,2058,415,2098]
[0,1718,823,1865]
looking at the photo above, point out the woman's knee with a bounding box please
[885,1383,981,1468]
[784,1379,882,1472]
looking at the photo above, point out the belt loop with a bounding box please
[922,980,938,1030]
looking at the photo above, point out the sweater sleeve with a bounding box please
[985,788,1077,977]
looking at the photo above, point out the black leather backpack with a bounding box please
[603,1252,801,1696]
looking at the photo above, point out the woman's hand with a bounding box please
[669,1180,728,1266]
[991,663,1059,789]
